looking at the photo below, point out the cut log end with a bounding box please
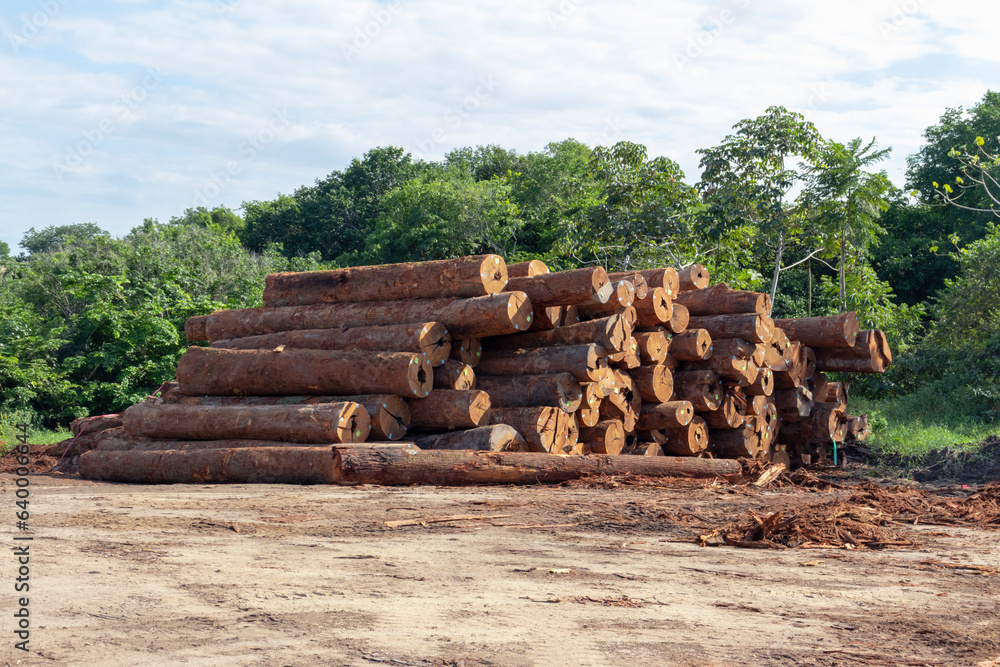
[407,356,435,398]
[479,254,510,293]
[507,292,534,331]
[419,322,453,367]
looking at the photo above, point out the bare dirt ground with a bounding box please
[3,457,1000,666]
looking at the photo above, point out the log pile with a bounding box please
[75,255,889,484]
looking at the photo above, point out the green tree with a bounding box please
[19,223,109,256]
[697,107,822,306]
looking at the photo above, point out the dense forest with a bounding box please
[2,93,999,447]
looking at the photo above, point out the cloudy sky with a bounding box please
[2,0,997,251]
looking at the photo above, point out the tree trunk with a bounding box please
[475,373,583,412]
[212,322,452,367]
[668,303,690,333]
[451,338,483,367]
[637,400,695,430]
[176,346,434,398]
[773,313,859,348]
[331,447,742,485]
[262,254,508,307]
[579,419,624,455]
[434,360,476,390]
[686,314,774,344]
[678,264,710,291]
[477,344,607,382]
[484,314,628,353]
[123,401,371,444]
[577,280,635,316]
[80,447,339,484]
[631,364,674,403]
[504,266,612,307]
[660,416,708,456]
[506,260,549,278]
[674,283,771,315]
[488,407,559,453]
[668,329,712,360]
[635,268,680,298]
[407,390,491,431]
[631,287,672,327]
[633,330,668,364]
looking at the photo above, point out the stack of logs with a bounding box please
[73,254,889,484]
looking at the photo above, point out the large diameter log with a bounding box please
[212,322,452,367]
[623,442,663,456]
[475,373,583,412]
[331,447,742,485]
[637,400,695,430]
[607,272,649,299]
[814,330,889,373]
[123,401,370,444]
[661,416,708,456]
[678,264,709,291]
[745,367,774,397]
[632,287,672,327]
[203,293,533,342]
[578,280,635,315]
[527,306,564,332]
[668,328,712,360]
[668,302,689,333]
[485,314,628,354]
[507,260,549,278]
[93,435,413,453]
[263,254,508,307]
[632,363,673,403]
[185,315,209,342]
[157,392,410,441]
[553,411,580,455]
[680,355,758,385]
[477,344,607,382]
[561,305,580,326]
[773,312,859,349]
[488,407,559,453]
[505,266,612,307]
[711,337,756,361]
[635,268,680,299]
[412,425,526,452]
[772,343,808,389]
[176,346,434,398]
[80,447,338,484]
[699,394,742,429]
[407,390,491,431]
[673,282,771,316]
[451,338,482,367]
[817,381,848,407]
[434,359,476,390]
[687,314,774,344]
[673,371,723,411]
[633,330,668,364]
[579,419,625,455]
[710,425,759,459]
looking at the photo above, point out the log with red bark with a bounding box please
[673,282,771,316]
[774,386,813,422]
[667,328,712,360]
[631,287,673,328]
[710,337,757,362]
[814,329,892,373]
[672,370,724,411]
[157,391,409,441]
[745,366,774,397]
[668,302,690,333]
[488,407,560,453]
[504,266,612,307]
[579,419,625,455]
[70,413,124,437]
[660,416,709,456]
[477,344,608,382]
[635,268,680,299]
[406,390,491,431]
[631,364,673,403]
[577,280,635,317]
[622,442,663,456]
[434,359,476,390]
[211,322,452,367]
[773,312,859,349]
[633,329,668,364]
[686,314,774,344]
[607,271,649,299]
[637,400,695,430]
[451,338,482,367]
[561,305,580,326]
[506,260,549,278]
[680,355,759,386]
[176,346,435,398]
[772,342,808,389]
[678,264,709,291]
[331,446,742,485]
[475,373,584,413]
[263,254,508,307]
[484,314,629,353]
[699,394,742,429]
[185,316,209,343]
[710,423,759,459]
[122,400,371,444]
[191,292,533,343]
[80,446,340,484]
[412,425,526,452]
[527,306,564,332]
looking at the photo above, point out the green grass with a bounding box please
[851,394,1000,460]
[0,425,72,455]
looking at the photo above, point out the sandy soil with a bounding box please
[2,469,1000,667]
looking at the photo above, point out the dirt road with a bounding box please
[2,472,1000,666]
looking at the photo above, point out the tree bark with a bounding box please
[687,314,774,344]
[331,446,743,485]
[176,346,434,398]
[678,264,710,291]
[433,359,476,390]
[484,314,628,353]
[660,416,708,456]
[263,254,508,307]
[406,390,491,431]
[504,266,612,307]
[637,400,695,430]
[412,425,526,452]
[668,328,713,360]
[477,344,607,382]
[475,373,583,413]
[506,260,549,278]
[773,312,859,349]
[674,282,771,315]
[212,322,452,367]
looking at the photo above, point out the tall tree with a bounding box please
[697,107,822,307]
